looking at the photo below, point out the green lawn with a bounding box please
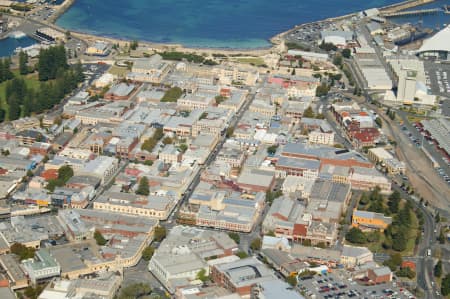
[108,65,128,77]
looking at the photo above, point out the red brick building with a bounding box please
[367,267,392,284]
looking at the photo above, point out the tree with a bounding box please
[250,238,262,251]
[286,275,298,286]
[438,230,445,244]
[228,232,240,244]
[303,106,315,118]
[396,267,416,279]
[162,136,173,145]
[333,54,343,67]
[383,253,402,271]
[154,226,167,242]
[196,268,209,282]
[315,83,330,97]
[19,51,28,75]
[345,227,367,244]
[94,230,107,245]
[435,212,440,223]
[117,283,151,299]
[226,126,234,138]
[375,117,382,128]
[434,260,442,278]
[267,145,278,155]
[136,176,149,196]
[236,251,248,259]
[342,48,351,59]
[142,246,155,261]
[392,230,407,252]
[442,273,450,296]
[179,143,188,153]
[130,40,139,50]
[10,242,35,260]
[37,45,68,81]
[24,285,45,299]
[161,87,183,102]
[387,190,401,214]
[291,68,296,75]
[58,165,74,182]
[266,190,283,204]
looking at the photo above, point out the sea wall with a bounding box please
[48,0,76,23]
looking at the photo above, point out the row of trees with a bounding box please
[0,58,14,83]
[37,45,69,81]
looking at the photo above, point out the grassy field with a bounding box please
[108,65,128,77]
[233,57,266,66]
[0,70,41,120]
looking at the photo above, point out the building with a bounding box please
[29,142,52,157]
[104,83,136,100]
[57,209,157,274]
[368,147,405,174]
[35,27,65,42]
[179,191,265,233]
[94,191,176,220]
[367,266,392,283]
[308,130,335,145]
[21,249,60,284]
[348,167,391,194]
[416,25,450,61]
[387,56,436,106]
[80,156,118,184]
[236,168,275,193]
[340,245,373,268]
[0,254,28,290]
[351,209,392,232]
[149,226,238,293]
[159,144,181,164]
[85,41,110,56]
[39,273,122,299]
[127,54,171,83]
[251,279,305,299]
[211,257,276,297]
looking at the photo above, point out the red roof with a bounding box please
[293,223,307,237]
[401,261,416,271]
[41,169,58,181]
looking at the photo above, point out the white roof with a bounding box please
[419,25,450,53]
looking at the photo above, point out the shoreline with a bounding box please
[5,0,436,56]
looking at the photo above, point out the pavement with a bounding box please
[297,269,415,299]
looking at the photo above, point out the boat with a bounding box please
[444,5,450,14]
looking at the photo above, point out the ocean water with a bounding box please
[57,0,401,49]
[0,36,36,58]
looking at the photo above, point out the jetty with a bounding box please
[381,8,441,17]
[380,0,436,12]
